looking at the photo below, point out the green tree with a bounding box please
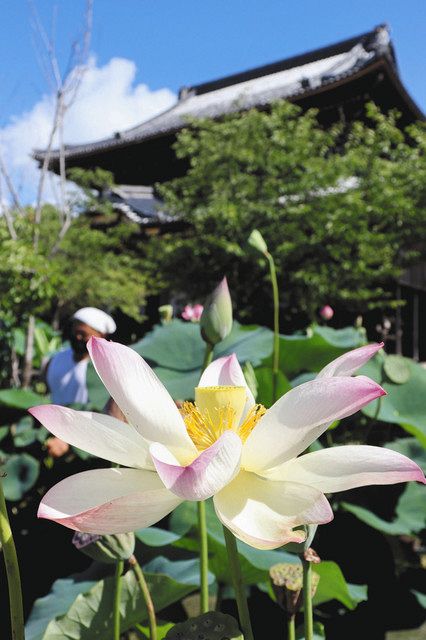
[146,102,426,326]
[0,195,146,386]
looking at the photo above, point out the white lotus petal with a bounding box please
[150,431,242,500]
[38,468,182,533]
[264,445,426,491]
[317,342,384,378]
[242,375,386,472]
[30,405,153,469]
[213,471,333,550]
[87,338,196,462]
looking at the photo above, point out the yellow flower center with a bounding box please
[181,385,266,451]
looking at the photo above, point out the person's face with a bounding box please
[70,321,104,356]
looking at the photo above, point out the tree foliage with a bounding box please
[0,200,146,326]
[146,102,426,325]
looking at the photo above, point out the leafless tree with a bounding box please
[0,0,94,387]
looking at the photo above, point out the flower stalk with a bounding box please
[223,525,254,640]
[113,559,124,640]
[302,558,314,640]
[198,500,210,613]
[197,341,214,614]
[129,555,157,640]
[288,615,296,640]
[248,229,280,402]
[0,475,24,640]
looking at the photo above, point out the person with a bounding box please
[46,307,117,406]
[44,307,117,458]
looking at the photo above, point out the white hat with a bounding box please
[71,307,117,335]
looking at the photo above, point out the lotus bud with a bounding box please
[270,562,320,616]
[72,531,135,564]
[158,304,173,324]
[319,305,334,321]
[200,277,233,346]
[248,229,268,255]
[165,611,243,639]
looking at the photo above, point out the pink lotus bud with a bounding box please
[181,305,194,321]
[319,305,334,321]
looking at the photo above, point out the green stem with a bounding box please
[113,559,124,640]
[287,614,296,640]
[198,500,209,613]
[0,476,24,640]
[302,559,314,640]
[222,526,254,640]
[267,252,280,403]
[196,342,215,615]
[130,556,157,640]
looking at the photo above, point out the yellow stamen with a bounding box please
[181,386,266,451]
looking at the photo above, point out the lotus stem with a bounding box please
[222,525,254,640]
[129,555,157,640]
[197,499,210,613]
[287,614,296,640]
[196,342,215,614]
[266,252,280,403]
[0,476,24,640]
[113,559,124,640]
[302,558,314,640]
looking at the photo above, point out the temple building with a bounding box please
[35,24,425,357]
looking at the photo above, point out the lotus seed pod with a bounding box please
[165,611,243,640]
[270,562,320,615]
[159,304,174,324]
[72,531,135,564]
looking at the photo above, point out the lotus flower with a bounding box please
[182,304,204,322]
[30,340,425,550]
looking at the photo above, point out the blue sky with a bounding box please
[0,0,425,202]
[2,0,425,118]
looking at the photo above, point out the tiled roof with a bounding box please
[108,185,175,226]
[34,24,421,164]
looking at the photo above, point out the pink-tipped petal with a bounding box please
[150,430,242,501]
[30,405,153,469]
[264,445,426,491]
[38,468,182,534]
[87,338,196,461]
[213,471,333,550]
[198,354,255,418]
[317,342,384,379]
[242,375,386,473]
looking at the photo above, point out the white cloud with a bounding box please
[0,56,176,204]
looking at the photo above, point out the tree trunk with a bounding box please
[22,315,35,388]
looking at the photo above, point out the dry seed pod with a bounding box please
[270,562,320,616]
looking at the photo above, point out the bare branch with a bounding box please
[0,150,24,224]
[0,172,18,240]
[32,0,94,251]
